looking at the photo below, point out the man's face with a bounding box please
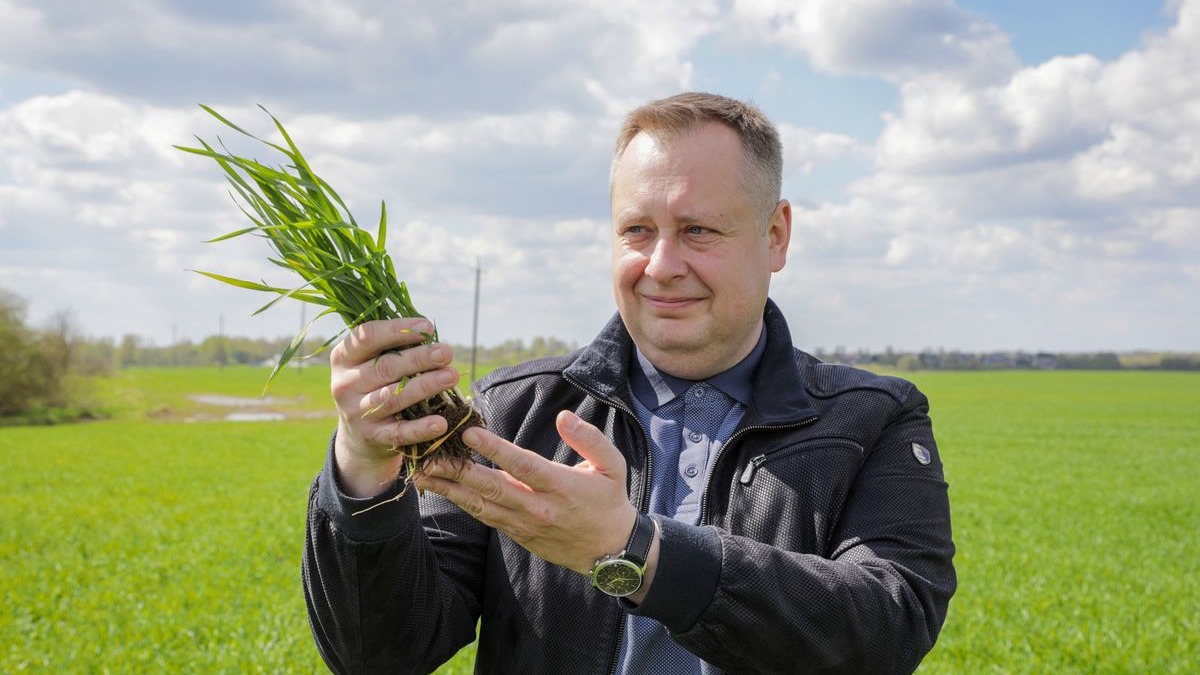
[610,122,791,380]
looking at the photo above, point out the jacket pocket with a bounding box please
[728,438,864,555]
[739,438,864,485]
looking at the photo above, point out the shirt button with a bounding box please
[688,431,703,443]
[693,386,707,398]
[684,464,699,478]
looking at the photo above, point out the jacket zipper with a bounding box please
[566,379,822,672]
[698,415,818,525]
[738,437,864,485]
[563,377,652,675]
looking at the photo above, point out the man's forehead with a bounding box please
[615,126,744,183]
[626,121,740,152]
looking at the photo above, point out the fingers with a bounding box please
[366,342,450,388]
[357,364,459,420]
[362,412,449,451]
[332,317,433,366]
[554,411,625,480]
[330,319,460,420]
[329,317,465,476]
[332,332,453,395]
[440,415,624,498]
[461,427,559,491]
[416,429,550,516]
[415,418,636,573]
[416,459,531,523]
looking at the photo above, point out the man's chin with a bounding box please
[635,324,708,359]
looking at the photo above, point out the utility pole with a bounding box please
[470,257,481,384]
[298,303,306,375]
[218,314,225,372]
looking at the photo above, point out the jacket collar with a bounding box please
[564,299,818,426]
[747,300,820,425]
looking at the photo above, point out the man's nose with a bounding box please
[644,235,687,280]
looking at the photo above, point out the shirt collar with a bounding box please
[629,327,767,410]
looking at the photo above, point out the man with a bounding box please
[304,92,956,674]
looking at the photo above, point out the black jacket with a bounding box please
[303,300,956,674]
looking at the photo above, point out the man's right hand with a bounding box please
[329,318,462,498]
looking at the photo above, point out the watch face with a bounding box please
[594,559,643,597]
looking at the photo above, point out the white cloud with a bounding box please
[0,0,716,117]
[280,0,383,41]
[730,0,1018,84]
[780,124,870,175]
[767,0,1200,350]
[1136,207,1200,248]
[0,82,619,345]
[1,0,1197,352]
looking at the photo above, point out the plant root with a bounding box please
[351,390,484,517]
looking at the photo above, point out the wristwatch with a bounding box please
[590,512,655,598]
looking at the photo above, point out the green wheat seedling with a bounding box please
[176,105,481,487]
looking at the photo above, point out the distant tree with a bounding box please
[0,289,61,416]
[72,336,117,376]
[119,334,144,368]
[1058,352,1121,369]
[1161,354,1200,371]
[41,309,78,374]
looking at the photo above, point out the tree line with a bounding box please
[0,286,579,424]
[92,334,579,370]
[813,347,1200,371]
[3,283,1195,425]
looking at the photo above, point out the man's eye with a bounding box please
[687,226,709,236]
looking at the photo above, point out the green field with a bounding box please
[1,367,1197,672]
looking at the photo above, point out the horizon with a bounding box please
[78,322,1199,357]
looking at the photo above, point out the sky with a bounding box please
[0,0,1196,353]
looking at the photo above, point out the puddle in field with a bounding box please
[188,394,288,408]
[225,411,287,422]
[184,393,326,422]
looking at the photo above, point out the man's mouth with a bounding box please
[643,294,700,311]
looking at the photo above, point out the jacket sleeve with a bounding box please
[629,384,957,674]
[301,434,489,675]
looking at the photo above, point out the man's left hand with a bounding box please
[413,410,639,575]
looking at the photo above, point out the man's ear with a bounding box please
[767,199,791,273]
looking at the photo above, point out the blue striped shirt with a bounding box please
[617,329,766,674]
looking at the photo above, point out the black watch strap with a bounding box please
[624,512,655,567]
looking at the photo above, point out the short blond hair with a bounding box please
[611,92,783,222]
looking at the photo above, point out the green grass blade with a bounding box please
[190,270,290,294]
[205,226,260,243]
[377,201,387,250]
[182,105,435,354]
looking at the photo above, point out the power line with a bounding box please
[470,257,481,385]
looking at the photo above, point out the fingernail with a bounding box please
[561,411,579,431]
[462,428,480,448]
[430,345,448,364]
[437,370,455,386]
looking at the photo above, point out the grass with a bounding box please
[1,419,332,672]
[0,366,475,674]
[906,370,1200,673]
[178,106,482,473]
[90,365,334,420]
[1,367,1196,672]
